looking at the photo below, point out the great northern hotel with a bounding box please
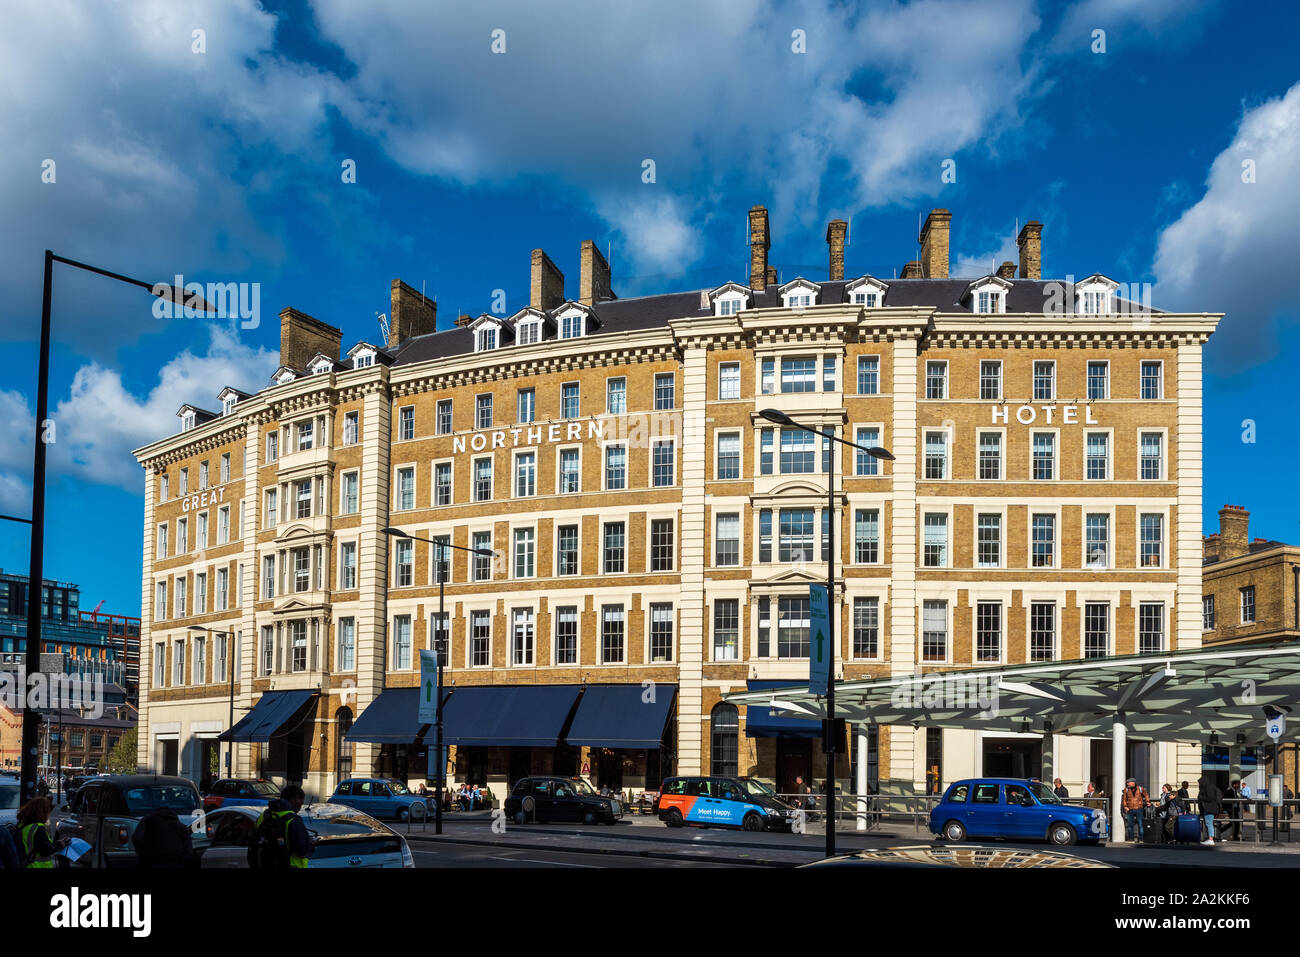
[133,207,1218,800]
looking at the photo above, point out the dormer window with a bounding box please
[965,276,1011,315]
[181,410,195,431]
[477,327,497,351]
[560,313,583,339]
[354,352,374,368]
[308,355,334,375]
[778,278,821,309]
[707,282,751,317]
[273,368,298,385]
[517,321,540,345]
[1075,274,1119,315]
[844,275,888,309]
[222,396,236,415]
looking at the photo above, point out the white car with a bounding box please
[201,801,415,869]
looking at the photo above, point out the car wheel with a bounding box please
[943,820,967,843]
[583,810,597,826]
[397,807,409,823]
[742,813,764,832]
[513,810,528,826]
[1049,822,1077,846]
[664,809,684,828]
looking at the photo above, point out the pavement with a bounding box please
[400,809,1300,867]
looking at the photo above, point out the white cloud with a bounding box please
[0,327,277,496]
[954,232,1022,279]
[1152,82,1300,372]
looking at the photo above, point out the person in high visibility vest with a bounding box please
[249,784,313,869]
[17,797,56,868]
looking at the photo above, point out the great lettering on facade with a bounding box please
[179,486,226,513]
[990,404,1099,425]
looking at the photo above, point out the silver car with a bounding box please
[201,801,415,869]
[0,780,19,826]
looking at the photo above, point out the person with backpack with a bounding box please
[248,783,313,869]
[132,805,194,868]
[16,797,56,868]
[1121,778,1150,842]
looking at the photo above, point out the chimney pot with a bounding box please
[530,249,565,311]
[1216,505,1250,560]
[996,260,1017,280]
[749,206,770,291]
[826,219,848,281]
[1017,220,1043,281]
[900,261,923,279]
[279,307,342,371]
[918,209,951,278]
[388,279,437,349]
[579,240,615,306]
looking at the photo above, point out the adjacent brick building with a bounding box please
[132,206,1219,800]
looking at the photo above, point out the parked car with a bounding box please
[200,802,415,868]
[928,778,1103,846]
[0,779,19,825]
[52,774,209,867]
[202,778,282,812]
[803,844,1113,868]
[656,775,799,832]
[505,776,623,825]
[328,778,427,822]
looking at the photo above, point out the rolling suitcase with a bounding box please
[1175,813,1202,843]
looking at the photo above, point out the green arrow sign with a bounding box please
[809,584,830,696]
[418,650,439,723]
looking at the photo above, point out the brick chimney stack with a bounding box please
[996,261,1017,279]
[918,208,951,278]
[579,240,614,306]
[388,279,437,349]
[1217,505,1250,560]
[749,206,770,291]
[900,261,923,279]
[279,307,341,370]
[530,249,565,311]
[826,219,848,281]
[1017,221,1043,280]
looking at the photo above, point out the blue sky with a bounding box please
[1,0,1298,615]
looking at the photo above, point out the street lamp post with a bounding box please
[382,527,494,835]
[20,251,212,805]
[758,408,893,859]
[189,626,233,783]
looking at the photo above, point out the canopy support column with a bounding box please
[1041,731,1054,785]
[856,723,869,831]
[1112,712,1127,843]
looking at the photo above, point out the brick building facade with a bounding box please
[133,206,1218,800]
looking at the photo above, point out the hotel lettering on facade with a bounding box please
[134,207,1218,799]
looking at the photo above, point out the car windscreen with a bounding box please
[0,786,18,810]
[570,779,596,796]
[253,781,280,796]
[123,785,200,813]
[386,781,411,795]
[741,780,775,799]
[1030,782,1063,805]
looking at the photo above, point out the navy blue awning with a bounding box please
[565,684,676,748]
[442,685,582,747]
[220,690,317,743]
[345,688,431,744]
[743,680,821,739]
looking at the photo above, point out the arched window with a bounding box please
[710,703,739,778]
[335,707,354,779]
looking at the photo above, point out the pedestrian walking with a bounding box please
[16,797,56,868]
[132,805,193,868]
[1176,781,1190,801]
[249,783,313,869]
[1121,778,1149,842]
[1197,774,1222,845]
[1223,780,1243,841]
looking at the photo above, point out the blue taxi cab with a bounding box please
[928,778,1103,846]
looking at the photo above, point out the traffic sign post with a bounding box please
[1266,708,1287,845]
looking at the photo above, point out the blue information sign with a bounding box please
[809,583,830,696]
